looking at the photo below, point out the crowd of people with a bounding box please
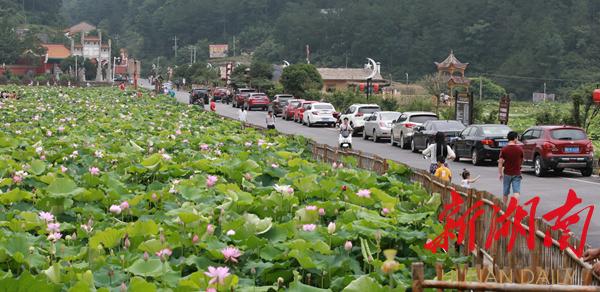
[0,91,18,99]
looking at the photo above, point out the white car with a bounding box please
[363,111,402,142]
[302,102,337,127]
[390,111,438,149]
[338,104,381,135]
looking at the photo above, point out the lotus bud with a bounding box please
[143,251,149,261]
[251,267,256,275]
[124,237,131,249]
[341,185,347,191]
[151,193,158,201]
[206,224,215,235]
[374,230,382,242]
[344,241,352,251]
[120,282,127,292]
[318,208,325,216]
[29,246,35,254]
[71,232,77,241]
[192,234,199,244]
[108,268,114,278]
[277,277,284,287]
[327,222,336,235]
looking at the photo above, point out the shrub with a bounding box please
[399,98,434,112]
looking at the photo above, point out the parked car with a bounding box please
[189,88,210,105]
[302,102,337,127]
[232,88,256,108]
[338,104,381,135]
[390,111,438,149]
[411,120,466,152]
[212,87,228,102]
[245,93,271,111]
[362,111,401,142]
[294,101,317,123]
[283,99,305,120]
[451,124,512,165]
[272,94,294,117]
[520,125,594,177]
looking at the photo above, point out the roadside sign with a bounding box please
[498,95,510,125]
[455,92,473,125]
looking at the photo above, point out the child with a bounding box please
[238,107,247,129]
[210,98,216,112]
[460,169,480,189]
[266,110,276,130]
[434,156,452,183]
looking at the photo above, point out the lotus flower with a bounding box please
[47,222,61,233]
[39,211,54,222]
[109,205,122,214]
[47,232,62,242]
[12,174,23,184]
[356,189,371,198]
[206,175,218,188]
[46,130,52,137]
[221,246,242,263]
[120,201,129,210]
[162,153,172,160]
[35,146,43,154]
[302,224,316,232]
[327,222,336,234]
[200,144,209,150]
[204,266,230,285]
[60,165,68,173]
[319,208,326,216]
[381,208,390,216]
[226,229,236,236]
[58,126,65,132]
[344,241,353,251]
[258,139,265,146]
[94,150,103,158]
[271,163,279,168]
[143,251,149,261]
[206,224,215,235]
[244,142,252,147]
[89,167,100,176]
[175,129,182,135]
[155,248,172,259]
[305,205,317,211]
[192,234,199,244]
[120,283,127,292]
[206,288,217,292]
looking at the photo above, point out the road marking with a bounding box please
[563,177,600,186]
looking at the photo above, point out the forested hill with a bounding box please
[18,0,600,96]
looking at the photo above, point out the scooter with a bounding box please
[339,131,352,150]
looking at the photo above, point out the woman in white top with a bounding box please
[422,132,456,174]
[238,107,247,129]
[266,110,276,130]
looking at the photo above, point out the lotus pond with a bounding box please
[0,86,460,291]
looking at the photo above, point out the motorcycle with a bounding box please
[339,131,352,150]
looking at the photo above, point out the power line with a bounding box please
[481,73,597,83]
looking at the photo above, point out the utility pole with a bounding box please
[172,36,178,58]
[75,55,78,82]
[543,82,547,102]
[479,76,483,101]
[193,47,197,64]
[233,36,236,57]
[190,46,193,66]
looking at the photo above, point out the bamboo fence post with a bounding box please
[436,262,444,292]
[412,262,425,292]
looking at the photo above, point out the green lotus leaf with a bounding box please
[46,178,84,198]
[137,239,166,254]
[126,220,159,237]
[129,276,157,292]
[67,271,95,292]
[0,188,33,204]
[89,228,125,249]
[30,160,46,175]
[242,213,273,235]
[0,271,60,291]
[43,263,62,284]
[342,275,385,292]
[141,154,162,169]
[127,258,169,278]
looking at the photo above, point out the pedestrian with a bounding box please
[238,107,247,129]
[460,169,480,189]
[434,156,452,183]
[422,132,455,174]
[266,110,276,130]
[210,98,216,112]
[583,248,600,275]
[498,131,523,205]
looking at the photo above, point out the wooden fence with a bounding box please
[309,142,600,288]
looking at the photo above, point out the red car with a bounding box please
[233,88,256,108]
[283,99,305,120]
[245,93,270,111]
[212,87,228,102]
[294,101,317,123]
[520,125,594,177]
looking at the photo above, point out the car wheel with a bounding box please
[534,155,547,177]
[400,134,408,149]
[452,145,461,162]
[307,118,312,127]
[373,130,379,142]
[411,139,418,153]
[362,129,368,140]
[390,131,396,146]
[581,167,593,177]
[472,149,481,166]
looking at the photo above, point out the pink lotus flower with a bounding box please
[206,175,218,188]
[120,282,127,292]
[58,126,65,132]
[258,139,265,146]
[332,162,338,168]
[47,222,61,233]
[206,288,217,292]
[39,211,54,222]
[344,241,353,251]
[381,208,390,216]
[244,142,252,147]
[89,167,100,176]
[94,150,103,158]
[357,189,371,198]
[244,173,253,180]
[221,246,242,263]
[151,193,158,201]
[327,222,336,234]
[200,144,209,151]
[155,248,172,258]
[338,163,344,168]
[226,229,236,236]
[46,130,52,137]
[60,165,68,173]
[12,175,23,184]
[35,146,43,154]
[175,129,182,135]
[206,224,215,235]
[204,266,230,285]
[215,149,222,156]
[302,224,317,232]
[143,251,149,261]
[47,232,62,242]
[109,205,122,214]
[319,208,326,216]
[305,205,317,211]
[162,153,172,160]
[124,237,131,249]
[192,234,199,244]
[271,163,279,168]
[120,201,129,210]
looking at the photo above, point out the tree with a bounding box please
[569,83,600,133]
[280,64,323,98]
[418,73,447,115]
[248,60,273,92]
[469,77,507,100]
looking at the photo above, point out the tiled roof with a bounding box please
[65,22,96,34]
[317,68,384,81]
[41,44,71,59]
[435,51,468,70]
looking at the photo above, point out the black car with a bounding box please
[411,120,466,152]
[451,124,512,165]
[189,88,210,105]
[272,94,294,117]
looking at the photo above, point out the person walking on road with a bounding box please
[266,110,276,130]
[498,131,523,205]
[422,132,455,174]
[210,98,216,112]
[238,107,247,129]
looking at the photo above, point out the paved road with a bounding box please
[143,81,600,247]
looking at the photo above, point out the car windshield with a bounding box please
[240,89,255,93]
[314,104,334,110]
[433,122,465,131]
[551,129,587,140]
[410,115,438,123]
[251,95,267,99]
[481,126,511,136]
[380,112,401,121]
[289,101,301,107]
[358,106,380,113]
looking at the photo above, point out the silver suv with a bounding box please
[390,111,438,149]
